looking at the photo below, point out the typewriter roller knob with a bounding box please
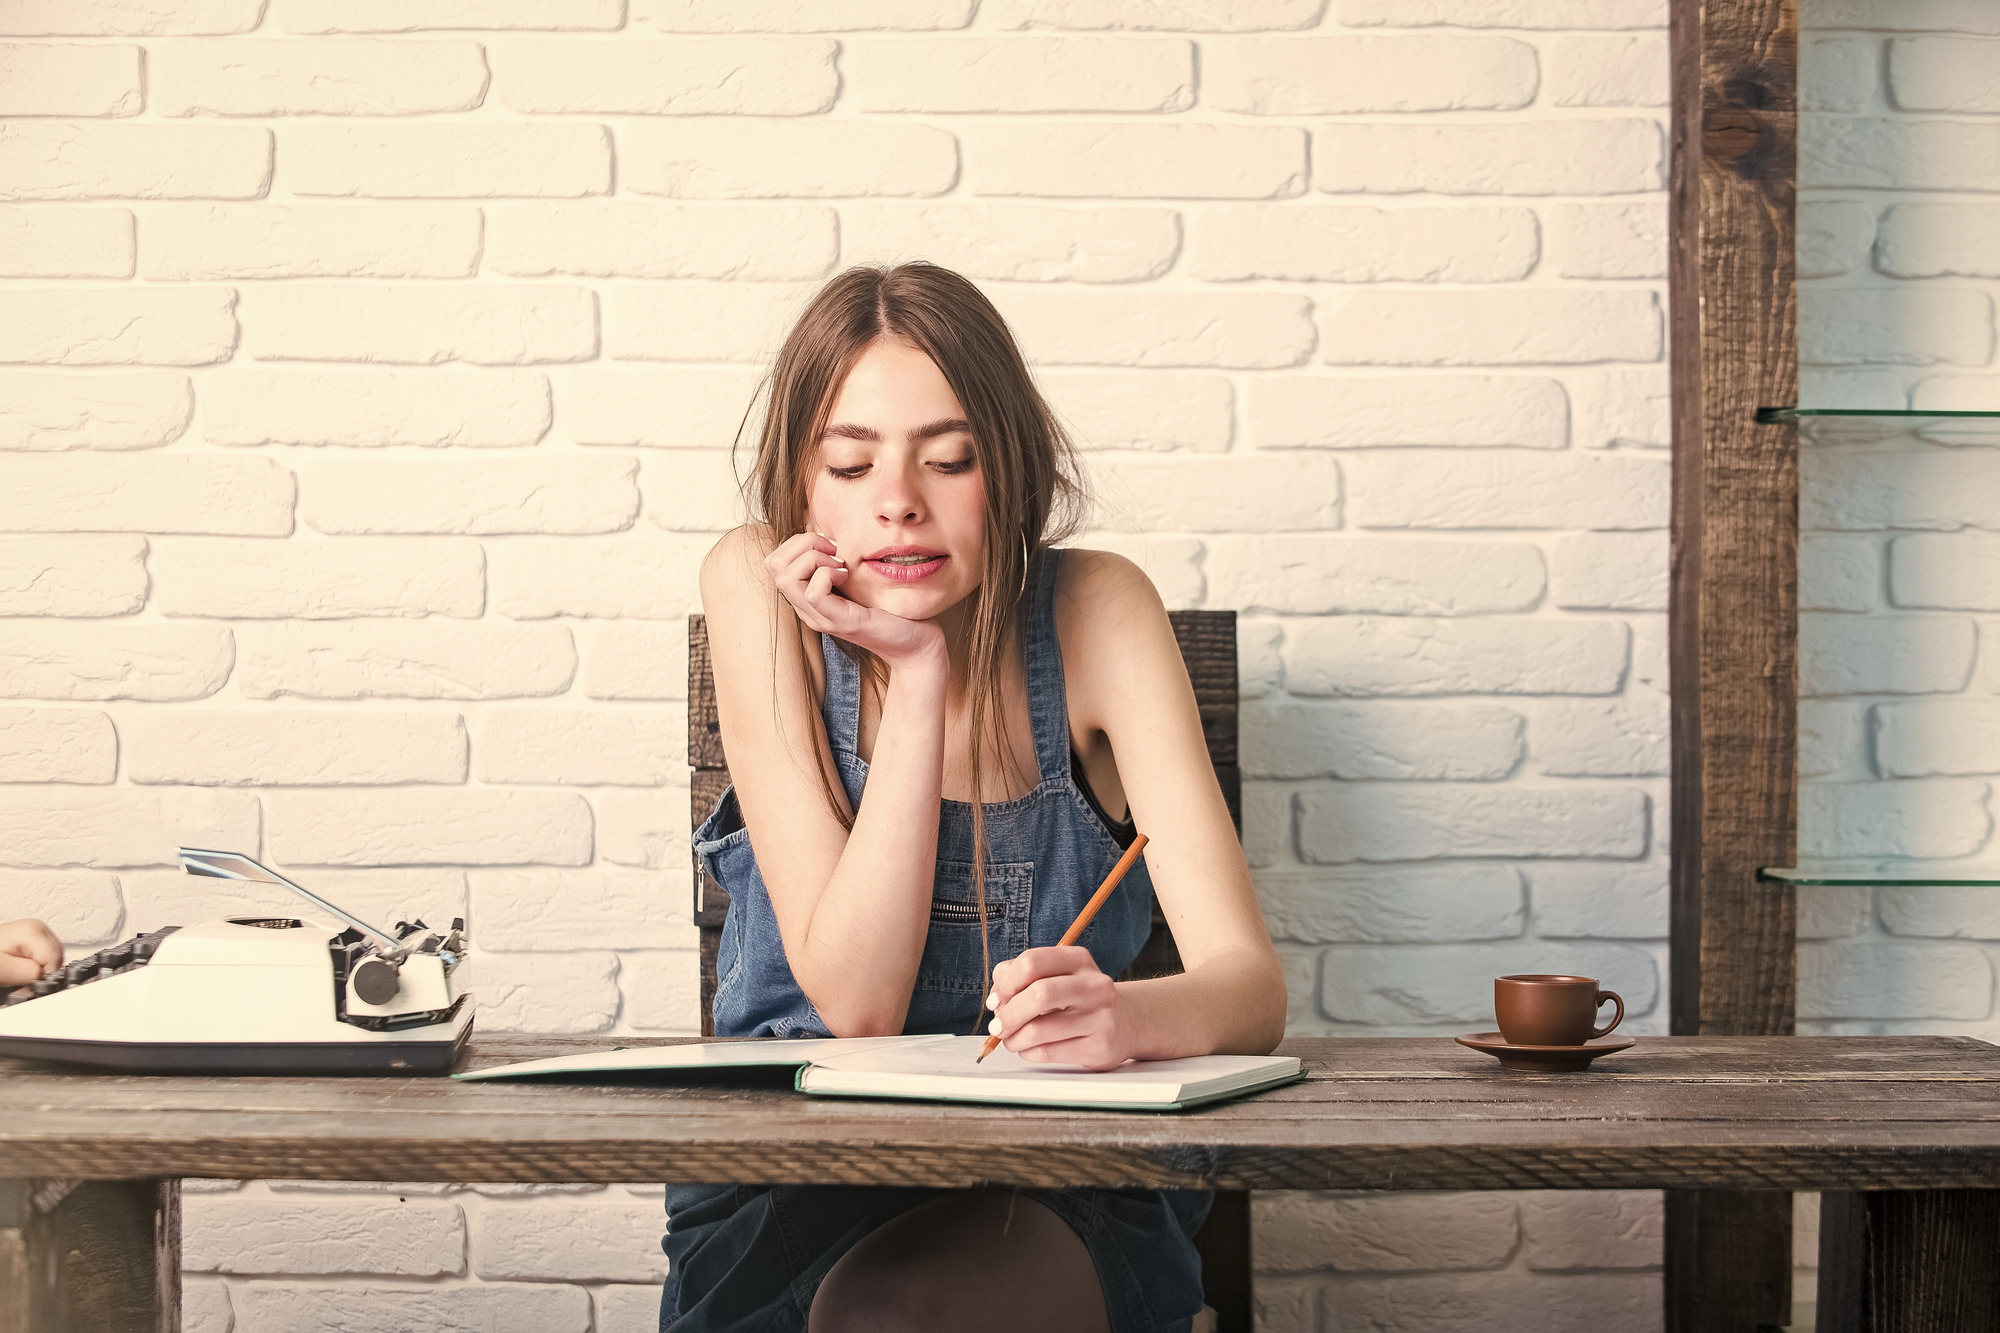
[352,956,401,1005]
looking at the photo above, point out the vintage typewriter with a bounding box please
[0,848,473,1075]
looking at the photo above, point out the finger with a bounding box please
[995,972,1112,1034]
[1014,1033,1128,1072]
[1000,1005,1102,1053]
[0,954,42,987]
[2,919,62,973]
[994,946,1098,998]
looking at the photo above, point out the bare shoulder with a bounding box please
[1055,547,1168,642]
[1054,549,1183,732]
[700,524,780,617]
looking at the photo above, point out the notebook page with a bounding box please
[802,1035,1298,1105]
[455,1034,937,1081]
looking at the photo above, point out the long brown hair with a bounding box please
[739,263,1087,1022]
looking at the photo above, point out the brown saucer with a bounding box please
[1455,1032,1636,1073]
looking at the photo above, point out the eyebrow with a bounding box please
[821,417,972,443]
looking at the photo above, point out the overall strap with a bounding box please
[1021,547,1072,786]
[817,631,863,757]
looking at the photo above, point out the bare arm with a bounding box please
[989,552,1286,1064]
[700,526,950,1036]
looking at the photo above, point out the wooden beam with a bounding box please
[1818,1190,2000,1332]
[0,1178,180,1333]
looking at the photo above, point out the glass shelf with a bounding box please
[1760,867,2000,888]
[1757,407,2000,445]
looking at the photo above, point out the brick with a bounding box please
[154,539,481,619]
[268,790,591,866]
[623,120,955,198]
[1800,780,1991,860]
[124,711,466,787]
[1256,865,1524,944]
[1881,885,2000,940]
[995,290,1314,368]
[987,0,1322,28]
[850,36,1191,112]
[1321,291,1661,367]
[300,457,637,536]
[1889,37,2000,113]
[1804,119,2000,193]
[1800,535,1878,612]
[1316,120,1662,196]
[1190,205,1536,283]
[1548,201,1665,279]
[1205,536,1543,616]
[1329,1276,1665,1333]
[969,123,1304,199]
[1798,200,1878,278]
[639,0,975,29]
[1891,532,2000,610]
[0,623,231,701]
[0,288,236,366]
[1072,534,1204,608]
[122,866,465,936]
[152,39,487,117]
[1914,377,2000,413]
[0,870,122,944]
[1345,452,1668,530]
[581,623,690,702]
[625,950,707,1027]
[1318,940,1657,1022]
[144,204,480,280]
[562,366,762,449]
[184,1196,465,1276]
[1804,38,1877,113]
[1088,454,1339,531]
[1240,781,1290,870]
[0,44,141,115]
[595,1284,670,1333]
[0,788,256,868]
[474,870,695,950]
[1286,618,1629,697]
[1809,0,2000,33]
[1799,885,1873,941]
[1801,368,1907,411]
[1300,786,1649,864]
[1340,0,1663,23]
[0,455,290,535]
[456,949,619,1031]
[1042,372,1231,451]
[473,1198,667,1281]
[0,707,114,783]
[280,0,623,30]
[286,123,609,198]
[492,538,709,620]
[1876,204,2000,279]
[1252,376,1564,451]
[1245,700,1522,781]
[477,707,684,786]
[490,202,835,281]
[1800,699,1865,780]
[0,371,189,451]
[1549,34,1666,107]
[232,1281,590,1333]
[842,203,1178,284]
[182,1278,230,1333]
[207,369,550,448]
[1800,941,1994,1020]
[1552,531,1667,611]
[643,451,747,532]
[1799,614,1974,696]
[1804,451,2000,531]
[0,123,270,200]
[1530,692,1668,777]
[1630,614,1666,693]
[0,205,131,277]
[1255,1192,1518,1271]
[1210,36,1534,115]
[1801,289,1993,367]
[598,783,694,873]
[1874,700,2000,778]
[1520,1191,1661,1269]
[1531,863,1667,939]
[603,282,808,364]
[1239,618,1284,699]
[1572,368,1669,450]
[0,535,146,616]
[493,38,834,115]
[0,1,261,34]
[242,285,596,365]
[237,622,575,700]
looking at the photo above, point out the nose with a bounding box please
[873,459,926,526]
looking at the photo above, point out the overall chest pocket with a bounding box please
[912,860,1034,996]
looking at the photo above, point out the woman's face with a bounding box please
[806,337,988,623]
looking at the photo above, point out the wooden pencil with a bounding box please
[976,832,1149,1063]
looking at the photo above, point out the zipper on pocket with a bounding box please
[930,899,1006,925]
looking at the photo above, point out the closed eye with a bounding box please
[826,464,869,480]
[932,456,976,475]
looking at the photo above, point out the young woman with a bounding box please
[674,264,1286,1333]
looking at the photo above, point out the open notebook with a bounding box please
[456,1034,1303,1111]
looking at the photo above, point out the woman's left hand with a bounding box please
[987,946,1135,1071]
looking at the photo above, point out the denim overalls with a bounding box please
[664,549,1211,1333]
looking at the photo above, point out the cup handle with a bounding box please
[1592,990,1624,1039]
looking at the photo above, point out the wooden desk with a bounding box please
[5,1035,1998,1333]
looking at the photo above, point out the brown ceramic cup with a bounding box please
[1494,974,1624,1047]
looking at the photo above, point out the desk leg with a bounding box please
[1664,1189,1792,1332]
[0,1178,181,1333]
[1817,1190,2000,1333]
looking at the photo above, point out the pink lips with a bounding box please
[862,545,948,583]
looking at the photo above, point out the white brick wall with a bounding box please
[0,4,1684,1330]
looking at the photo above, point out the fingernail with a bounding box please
[984,991,997,1009]
[988,1017,1003,1036]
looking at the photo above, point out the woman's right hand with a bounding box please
[765,531,945,667]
